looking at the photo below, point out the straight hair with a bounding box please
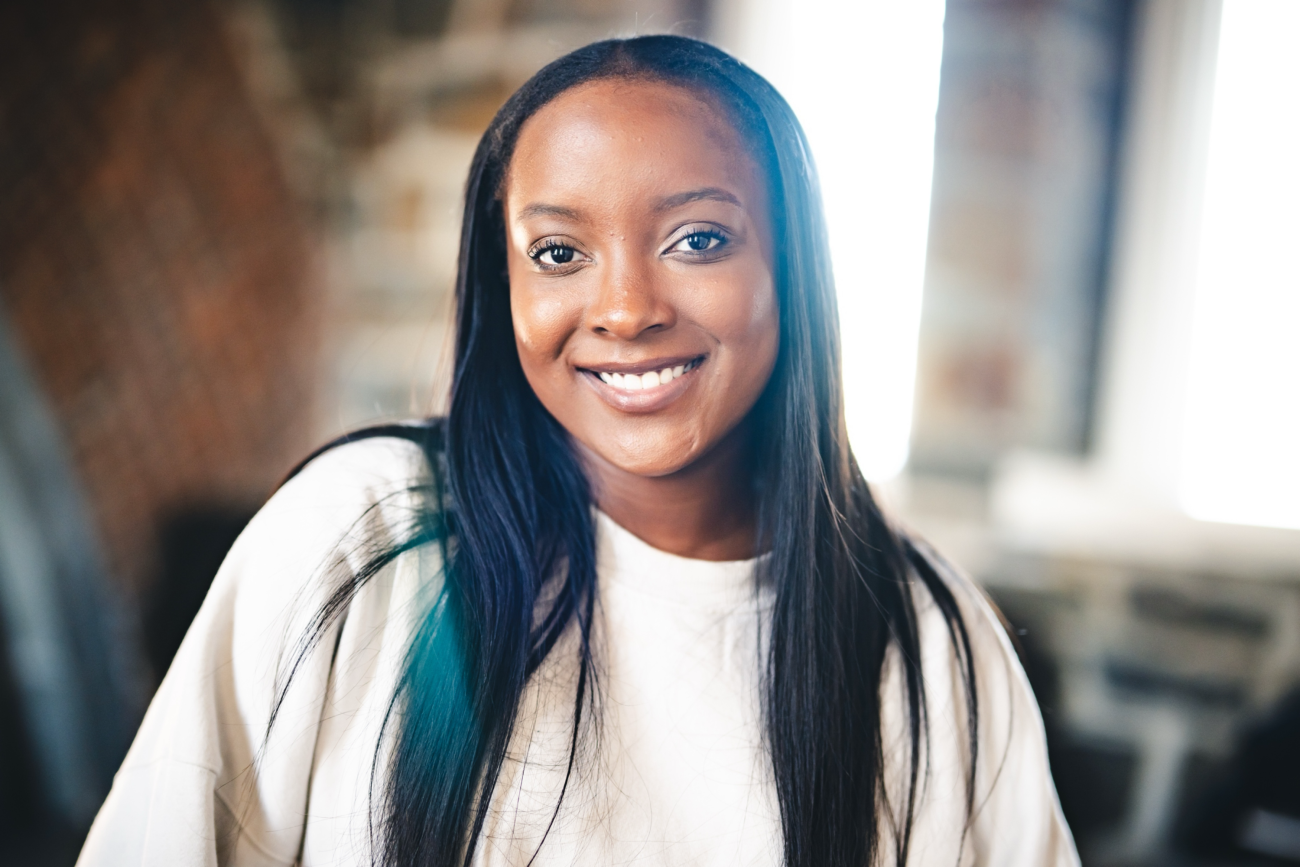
[279,35,977,867]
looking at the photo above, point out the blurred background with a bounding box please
[0,0,1297,864]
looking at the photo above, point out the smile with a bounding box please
[577,355,706,411]
[590,357,702,393]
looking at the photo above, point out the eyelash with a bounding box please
[527,238,581,271]
[669,227,729,256]
[525,226,732,272]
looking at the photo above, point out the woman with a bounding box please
[79,36,1076,867]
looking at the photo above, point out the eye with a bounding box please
[668,228,728,256]
[527,239,586,271]
[535,244,576,266]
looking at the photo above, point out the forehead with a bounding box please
[505,78,759,209]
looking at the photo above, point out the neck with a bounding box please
[580,423,758,562]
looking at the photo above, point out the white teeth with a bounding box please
[596,359,701,391]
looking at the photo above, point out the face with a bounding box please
[504,78,779,479]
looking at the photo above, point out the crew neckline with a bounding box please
[594,510,768,611]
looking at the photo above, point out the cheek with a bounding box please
[699,263,779,361]
[510,277,579,368]
[746,276,779,342]
[721,269,780,405]
[743,287,780,391]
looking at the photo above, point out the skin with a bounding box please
[503,78,779,561]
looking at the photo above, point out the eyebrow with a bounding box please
[515,202,583,221]
[513,187,744,223]
[653,187,743,213]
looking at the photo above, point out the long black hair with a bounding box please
[279,34,977,867]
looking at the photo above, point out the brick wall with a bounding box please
[912,0,1135,473]
[0,0,322,598]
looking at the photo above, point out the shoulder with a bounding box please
[210,425,440,656]
[905,543,1034,766]
[902,539,1016,683]
[261,422,442,551]
[901,540,1080,864]
[160,424,440,749]
[277,420,442,514]
[85,428,444,863]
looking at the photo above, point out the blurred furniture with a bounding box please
[990,554,1300,864]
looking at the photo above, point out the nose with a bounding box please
[586,253,676,340]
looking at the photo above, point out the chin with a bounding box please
[588,433,705,479]
[602,450,696,479]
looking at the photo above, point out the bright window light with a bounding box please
[1180,0,1300,529]
[738,0,947,480]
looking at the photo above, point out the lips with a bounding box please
[576,354,706,408]
[590,357,702,392]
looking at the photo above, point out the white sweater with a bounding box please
[78,437,1078,866]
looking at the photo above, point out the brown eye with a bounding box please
[536,244,576,266]
[526,236,587,271]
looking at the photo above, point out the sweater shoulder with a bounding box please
[276,428,436,521]
[211,428,438,642]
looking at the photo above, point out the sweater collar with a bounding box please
[594,510,766,610]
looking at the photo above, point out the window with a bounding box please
[720,0,948,480]
[1179,0,1300,530]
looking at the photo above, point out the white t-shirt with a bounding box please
[77,437,1078,866]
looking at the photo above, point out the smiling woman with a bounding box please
[507,79,778,559]
[76,36,1078,867]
